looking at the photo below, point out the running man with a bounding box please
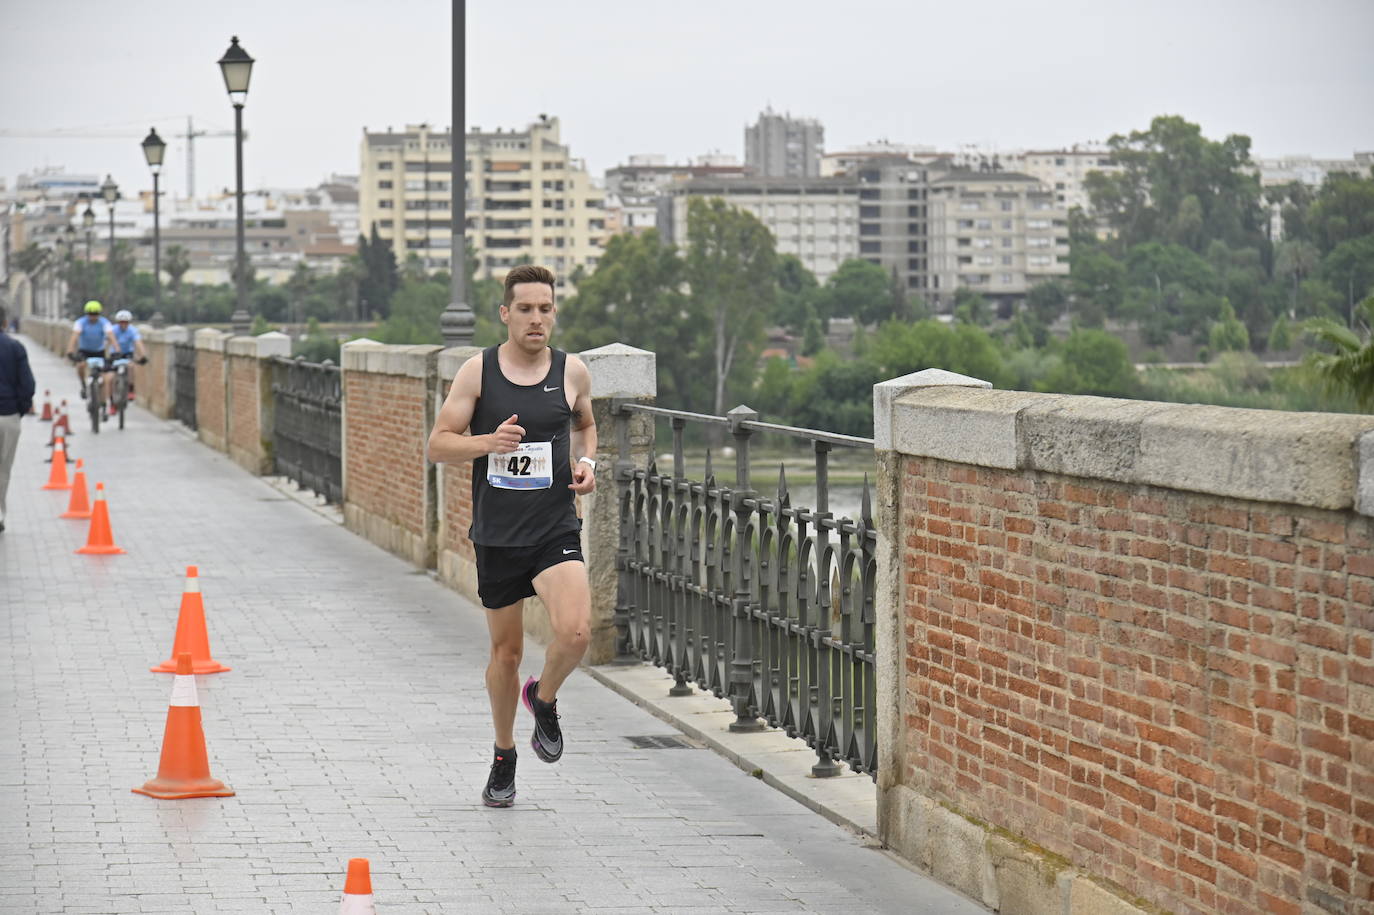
[64,301,118,398]
[425,264,597,808]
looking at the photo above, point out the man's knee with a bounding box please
[488,640,522,671]
[554,620,590,656]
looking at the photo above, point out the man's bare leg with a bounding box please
[484,600,524,748]
[531,560,591,702]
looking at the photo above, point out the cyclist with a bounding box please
[64,301,118,400]
[108,310,148,412]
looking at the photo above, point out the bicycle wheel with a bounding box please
[115,373,128,430]
[87,376,101,434]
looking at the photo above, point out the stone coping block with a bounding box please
[437,345,483,381]
[193,327,229,352]
[579,343,657,399]
[874,368,991,451]
[226,331,290,359]
[160,326,190,344]
[340,338,440,377]
[885,384,1374,512]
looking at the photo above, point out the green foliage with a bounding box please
[1267,315,1294,352]
[773,254,820,332]
[249,314,273,336]
[1036,329,1139,397]
[557,229,701,407]
[1302,296,1374,410]
[953,287,991,326]
[1208,299,1250,353]
[372,278,448,344]
[293,318,342,363]
[685,197,777,413]
[869,319,1010,387]
[358,224,399,318]
[819,258,891,325]
[1308,169,1374,253]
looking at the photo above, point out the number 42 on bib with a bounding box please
[488,441,554,490]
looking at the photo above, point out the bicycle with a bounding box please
[109,353,134,430]
[83,355,108,434]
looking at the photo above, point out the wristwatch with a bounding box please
[577,456,597,471]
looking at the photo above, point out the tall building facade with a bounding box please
[358,116,607,282]
[745,108,824,178]
[604,154,746,234]
[663,176,859,283]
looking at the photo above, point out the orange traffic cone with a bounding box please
[54,402,72,437]
[41,438,72,490]
[151,567,231,674]
[60,460,93,519]
[76,483,125,555]
[39,391,52,421]
[338,859,376,915]
[132,653,234,799]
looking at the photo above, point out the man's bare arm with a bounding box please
[567,356,598,494]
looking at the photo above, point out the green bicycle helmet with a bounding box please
[84,300,103,314]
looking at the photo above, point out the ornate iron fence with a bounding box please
[613,403,878,778]
[270,356,342,503]
[173,342,196,430]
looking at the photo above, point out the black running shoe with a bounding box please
[522,677,564,763]
[482,746,517,807]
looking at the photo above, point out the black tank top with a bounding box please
[469,345,580,547]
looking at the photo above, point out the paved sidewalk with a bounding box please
[1,337,986,914]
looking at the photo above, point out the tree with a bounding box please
[1321,235,1374,325]
[358,224,399,318]
[1274,240,1321,316]
[164,245,191,320]
[869,318,1009,387]
[1026,279,1070,327]
[1069,248,1126,324]
[953,287,990,326]
[773,254,819,332]
[109,240,135,311]
[1308,169,1374,254]
[1303,296,1374,410]
[286,261,314,324]
[557,229,700,408]
[1208,298,1250,353]
[1037,328,1139,397]
[819,258,889,325]
[1084,115,1265,255]
[684,197,777,415]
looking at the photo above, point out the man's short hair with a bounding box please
[502,265,557,308]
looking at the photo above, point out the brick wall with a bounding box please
[901,457,1372,914]
[140,328,178,419]
[340,341,441,568]
[195,346,226,452]
[875,374,1374,915]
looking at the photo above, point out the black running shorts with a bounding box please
[474,530,584,610]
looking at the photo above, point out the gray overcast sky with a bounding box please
[2,0,1371,207]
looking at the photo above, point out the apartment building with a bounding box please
[663,176,859,283]
[925,171,1070,312]
[999,148,1121,212]
[358,116,607,282]
[604,154,746,234]
[745,107,825,178]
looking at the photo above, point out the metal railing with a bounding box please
[270,356,343,503]
[172,342,197,430]
[613,402,878,778]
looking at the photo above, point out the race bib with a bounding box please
[487,441,554,490]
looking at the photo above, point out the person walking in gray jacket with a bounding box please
[0,306,37,533]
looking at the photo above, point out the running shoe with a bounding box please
[522,677,564,763]
[481,746,517,807]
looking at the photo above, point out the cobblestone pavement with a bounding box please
[1,337,987,914]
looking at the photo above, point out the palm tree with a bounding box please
[1304,296,1374,411]
[163,245,191,321]
[286,261,313,325]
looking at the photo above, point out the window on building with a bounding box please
[957,238,971,248]
[1027,219,1051,229]
[1028,255,1052,266]
[860,188,880,200]
[860,206,880,219]
[1000,200,1012,211]
[1002,255,1013,265]
[1054,157,1066,166]
[378,161,393,171]
[1029,237,1051,247]
[379,219,393,229]
[959,201,980,211]
[1000,273,1014,284]
[1001,220,1012,230]
[378,180,393,189]
[860,241,880,253]
[976,255,994,266]
[975,219,991,230]
[958,255,973,265]
[378,200,393,209]
[908,241,921,253]
[973,238,993,249]
[859,224,880,235]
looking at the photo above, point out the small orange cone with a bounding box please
[41,438,72,490]
[151,567,231,674]
[60,460,93,519]
[132,653,234,799]
[76,483,125,555]
[54,402,72,437]
[39,391,52,421]
[338,859,376,914]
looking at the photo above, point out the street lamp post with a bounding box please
[101,174,119,307]
[440,0,474,346]
[63,225,76,316]
[218,36,254,334]
[142,127,167,321]
[82,204,95,264]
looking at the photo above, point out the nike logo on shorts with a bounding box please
[544,385,560,392]
[562,548,577,555]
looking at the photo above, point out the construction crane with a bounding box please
[0,116,238,199]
